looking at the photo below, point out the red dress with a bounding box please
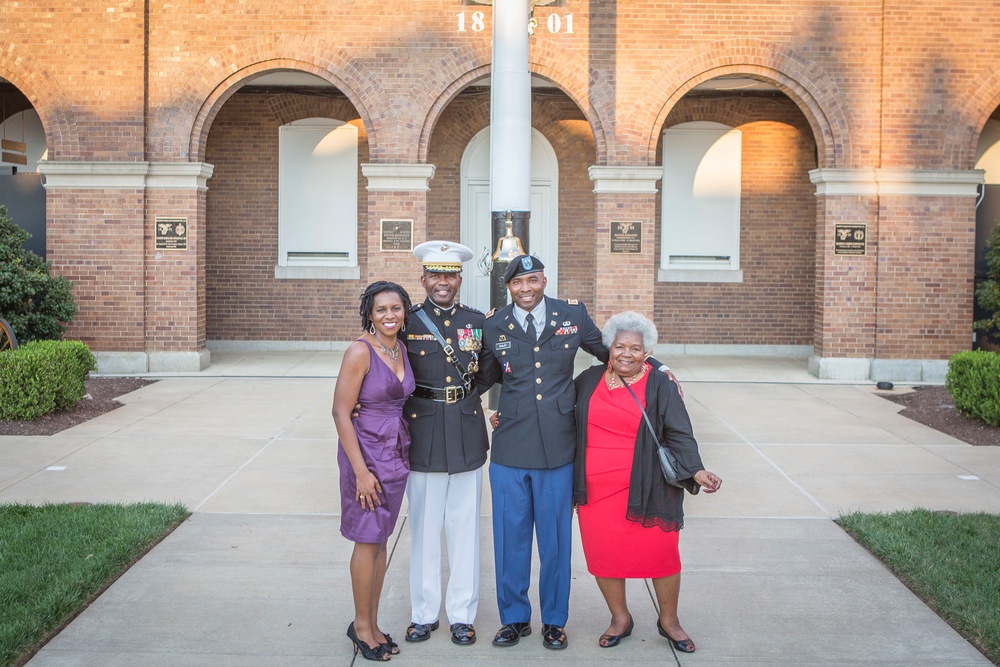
[577,369,681,578]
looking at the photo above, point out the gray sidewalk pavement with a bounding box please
[1,353,998,665]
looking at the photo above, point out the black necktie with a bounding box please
[525,313,537,341]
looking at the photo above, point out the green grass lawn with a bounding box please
[838,509,1000,665]
[0,502,189,667]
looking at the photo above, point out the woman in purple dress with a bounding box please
[333,281,415,662]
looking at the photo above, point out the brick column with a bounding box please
[361,164,435,301]
[808,168,982,381]
[808,168,880,380]
[39,162,147,373]
[588,166,662,326]
[38,161,214,373]
[144,163,214,372]
[871,169,981,381]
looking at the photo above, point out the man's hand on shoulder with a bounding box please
[657,364,684,401]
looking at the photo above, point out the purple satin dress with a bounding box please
[338,339,415,543]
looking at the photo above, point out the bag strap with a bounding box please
[414,307,472,387]
[617,371,662,447]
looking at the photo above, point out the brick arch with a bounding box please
[0,42,80,159]
[630,40,857,168]
[264,95,362,127]
[148,34,387,162]
[947,71,1000,169]
[415,39,613,163]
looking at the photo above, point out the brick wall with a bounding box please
[47,189,145,350]
[875,197,975,358]
[1,0,996,363]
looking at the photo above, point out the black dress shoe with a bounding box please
[405,619,440,642]
[541,624,568,650]
[450,623,476,645]
[599,614,633,648]
[657,619,695,653]
[492,622,531,646]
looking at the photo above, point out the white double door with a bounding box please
[459,127,559,313]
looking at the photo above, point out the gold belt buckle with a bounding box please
[445,386,459,404]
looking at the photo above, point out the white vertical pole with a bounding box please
[490,0,531,214]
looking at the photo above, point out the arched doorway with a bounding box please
[654,77,818,351]
[974,115,1000,350]
[0,93,47,258]
[459,126,559,312]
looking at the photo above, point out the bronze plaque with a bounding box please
[834,223,867,256]
[380,219,413,252]
[155,217,188,250]
[610,221,642,254]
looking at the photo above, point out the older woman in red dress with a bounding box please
[573,311,722,653]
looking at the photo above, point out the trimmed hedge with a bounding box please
[945,350,1000,427]
[0,340,96,421]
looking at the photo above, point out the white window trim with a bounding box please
[276,118,359,277]
[660,121,742,283]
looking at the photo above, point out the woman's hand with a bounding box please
[693,469,722,493]
[355,469,384,511]
[489,411,499,429]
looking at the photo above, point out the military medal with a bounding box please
[457,328,482,352]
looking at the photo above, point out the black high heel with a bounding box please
[598,614,634,648]
[347,622,390,661]
[380,632,400,655]
[657,619,695,653]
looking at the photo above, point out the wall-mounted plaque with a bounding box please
[155,217,188,250]
[380,219,413,252]
[610,221,642,254]
[834,223,867,256]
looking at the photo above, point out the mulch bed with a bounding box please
[0,377,156,436]
[876,385,1000,446]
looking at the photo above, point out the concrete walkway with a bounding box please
[1,353,998,666]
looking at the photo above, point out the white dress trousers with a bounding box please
[406,468,482,625]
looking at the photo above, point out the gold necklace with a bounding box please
[606,362,647,389]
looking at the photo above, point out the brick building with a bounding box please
[1,0,998,380]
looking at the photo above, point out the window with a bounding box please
[277,118,358,277]
[660,121,742,283]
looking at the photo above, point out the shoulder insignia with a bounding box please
[458,302,484,315]
[567,299,579,305]
[486,308,497,318]
[412,303,424,312]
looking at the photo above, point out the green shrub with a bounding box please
[0,204,77,344]
[975,223,1000,346]
[945,350,1000,427]
[0,340,95,420]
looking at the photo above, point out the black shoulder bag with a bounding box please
[618,373,685,489]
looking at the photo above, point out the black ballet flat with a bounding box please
[599,614,633,648]
[657,619,696,653]
[347,622,390,661]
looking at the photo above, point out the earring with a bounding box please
[369,323,376,335]
[402,322,406,332]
